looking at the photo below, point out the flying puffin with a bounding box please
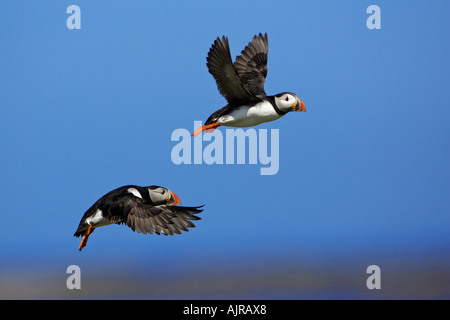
[74,185,203,251]
[192,33,306,137]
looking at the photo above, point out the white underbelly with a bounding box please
[85,209,114,227]
[219,102,284,128]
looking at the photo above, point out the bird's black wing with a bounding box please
[206,36,260,106]
[234,33,268,99]
[126,202,204,236]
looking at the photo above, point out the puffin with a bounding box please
[192,33,306,137]
[74,185,203,251]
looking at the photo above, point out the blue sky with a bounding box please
[0,1,448,298]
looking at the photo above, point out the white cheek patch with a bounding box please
[127,187,143,199]
[148,188,167,204]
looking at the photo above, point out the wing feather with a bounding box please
[234,33,269,99]
[206,36,259,105]
[126,204,204,236]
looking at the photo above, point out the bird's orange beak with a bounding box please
[295,97,306,112]
[167,190,182,206]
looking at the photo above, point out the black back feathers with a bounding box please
[206,33,269,106]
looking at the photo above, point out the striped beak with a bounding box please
[294,97,306,112]
[166,190,182,206]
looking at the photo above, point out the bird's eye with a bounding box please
[285,97,289,101]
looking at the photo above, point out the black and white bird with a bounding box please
[74,185,203,251]
[192,33,306,136]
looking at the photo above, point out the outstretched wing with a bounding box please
[234,33,268,99]
[206,36,259,106]
[126,203,204,236]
